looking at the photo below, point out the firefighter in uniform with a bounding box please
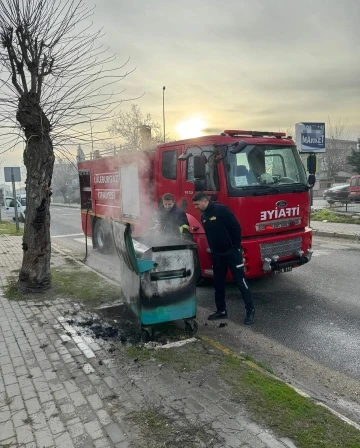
[192,192,255,325]
[157,193,191,238]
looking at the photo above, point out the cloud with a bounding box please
[2,0,359,168]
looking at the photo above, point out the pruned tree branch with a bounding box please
[108,104,172,150]
[0,0,136,151]
[0,0,137,292]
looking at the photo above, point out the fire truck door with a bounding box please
[156,146,183,207]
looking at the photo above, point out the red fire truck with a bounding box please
[78,129,314,282]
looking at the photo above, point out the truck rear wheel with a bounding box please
[94,219,113,254]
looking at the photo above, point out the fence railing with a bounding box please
[327,201,360,214]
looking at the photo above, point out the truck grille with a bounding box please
[260,237,302,260]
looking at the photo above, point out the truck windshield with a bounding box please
[226,145,307,190]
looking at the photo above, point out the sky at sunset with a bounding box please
[1,0,359,181]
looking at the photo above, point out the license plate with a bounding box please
[275,267,293,274]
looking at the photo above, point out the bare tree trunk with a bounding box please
[16,94,54,293]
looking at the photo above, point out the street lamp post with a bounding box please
[163,86,166,143]
[89,117,94,157]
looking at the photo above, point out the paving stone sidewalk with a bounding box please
[0,235,296,448]
[311,220,360,238]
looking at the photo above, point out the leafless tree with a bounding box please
[52,157,78,203]
[279,125,294,138]
[108,104,171,150]
[0,0,134,292]
[322,118,355,178]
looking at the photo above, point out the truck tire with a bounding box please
[94,219,113,254]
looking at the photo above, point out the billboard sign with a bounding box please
[295,122,325,153]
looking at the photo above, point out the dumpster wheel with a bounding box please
[184,319,198,336]
[141,327,154,343]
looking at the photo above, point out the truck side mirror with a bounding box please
[308,174,316,187]
[193,154,206,179]
[194,179,206,191]
[307,154,317,175]
[229,140,247,154]
[178,152,191,161]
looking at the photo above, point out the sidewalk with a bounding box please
[311,220,360,240]
[0,236,296,448]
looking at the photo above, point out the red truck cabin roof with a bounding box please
[156,130,294,149]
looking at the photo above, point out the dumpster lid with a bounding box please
[135,235,197,252]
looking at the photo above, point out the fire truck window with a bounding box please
[162,150,177,180]
[79,172,91,209]
[186,146,219,191]
[350,178,357,186]
[265,154,285,177]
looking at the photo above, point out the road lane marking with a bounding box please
[52,233,84,238]
[51,207,78,210]
[74,237,93,247]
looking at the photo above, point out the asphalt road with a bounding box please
[50,205,360,421]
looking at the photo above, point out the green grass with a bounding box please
[219,355,360,448]
[0,221,24,235]
[5,267,119,308]
[311,209,360,224]
[242,353,274,374]
[125,342,360,447]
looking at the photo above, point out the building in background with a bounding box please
[51,159,80,204]
[301,138,357,196]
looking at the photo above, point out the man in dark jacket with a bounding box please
[192,192,255,325]
[157,193,190,237]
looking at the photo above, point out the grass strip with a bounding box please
[0,221,24,235]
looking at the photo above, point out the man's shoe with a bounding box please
[208,310,228,320]
[244,308,255,325]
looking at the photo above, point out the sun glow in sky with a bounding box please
[177,117,207,140]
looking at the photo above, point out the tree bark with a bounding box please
[16,93,54,293]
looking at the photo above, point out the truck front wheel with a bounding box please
[94,219,113,254]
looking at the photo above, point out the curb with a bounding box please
[48,241,360,434]
[200,335,360,433]
[312,229,360,240]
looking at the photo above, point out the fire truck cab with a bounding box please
[78,129,314,281]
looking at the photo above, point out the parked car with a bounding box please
[349,175,360,203]
[4,196,26,222]
[323,184,349,204]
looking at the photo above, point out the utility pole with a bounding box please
[11,168,19,231]
[90,117,94,157]
[163,86,166,143]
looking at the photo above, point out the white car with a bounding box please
[4,196,26,222]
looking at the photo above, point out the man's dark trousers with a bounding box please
[212,249,253,313]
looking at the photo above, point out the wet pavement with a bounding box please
[49,207,360,381]
[0,235,299,448]
[47,205,360,422]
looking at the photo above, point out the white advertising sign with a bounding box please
[295,122,325,153]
